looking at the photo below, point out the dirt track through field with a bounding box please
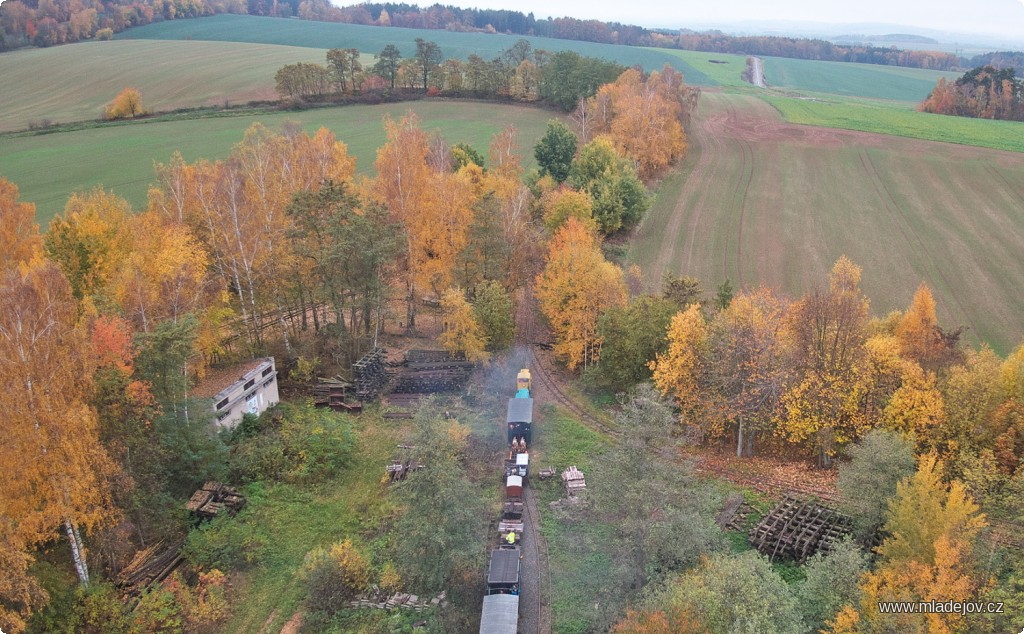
[632,91,1024,353]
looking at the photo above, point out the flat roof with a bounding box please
[479,594,519,634]
[506,398,533,424]
[487,549,520,585]
[190,357,273,400]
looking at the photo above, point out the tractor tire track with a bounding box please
[857,150,972,329]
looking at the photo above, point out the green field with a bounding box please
[630,92,1024,354]
[0,101,560,223]
[761,56,960,101]
[0,40,334,132]
[120,14,713,84]
[761,94,1024,153]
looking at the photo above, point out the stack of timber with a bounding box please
[383,393,421,419]
[185,481,247,520]
[537,467,557,480]
[353,347,388,399]
[312,376,361,412]
[390,350,474,393]
[749,494,853,562]
[562,466,587,495]
[117,540,184,597]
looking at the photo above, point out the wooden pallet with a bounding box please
[749,494,852,562]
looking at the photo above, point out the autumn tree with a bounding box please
[650,303,709,434]
[797,538,868,632]
[104,87,144,120]
[0,178,42,271]
[326,47,361,92]
[832,454,988,634]
[701,288,789,457]
[895,283,948,370]
[540,187,595,232]
[535,217,627,370]
[45,187,133,306]
[588,66,692,180]
[438,286,489,363]
[779,256,871,465]
[0,261,118,586]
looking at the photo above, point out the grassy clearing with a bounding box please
[215,408,404,633]
[120,14,712,83]
[0,100,560,224]
[538,405,612,472]
[531,409,615,634]
[0,40,331,133]
[630,91,1024,355]
[762,93,1024,153]
[761,56,959,101]
[651,48,752,87]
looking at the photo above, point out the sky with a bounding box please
[436,0,1024,41]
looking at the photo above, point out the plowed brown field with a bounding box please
[630,91,1024,354]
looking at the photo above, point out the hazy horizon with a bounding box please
[337,0,1024,45]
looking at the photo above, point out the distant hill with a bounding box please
[834,33,939,44]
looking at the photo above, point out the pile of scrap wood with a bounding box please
[562,466,586,495]
[749,494,853,562]
[537,467,556,480]
[312,376,361,412]
[385,458,421,482]
[117,540,184,597]
[185,481,247,520]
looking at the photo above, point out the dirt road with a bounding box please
[749,56,766,87]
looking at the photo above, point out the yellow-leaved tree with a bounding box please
[535,217,626,370]
[831,454,987,634]
[896,282,946,369]
[105,87,144,120]
[650,303,708,432]
[779,256,871,465]
[438,286,489,363]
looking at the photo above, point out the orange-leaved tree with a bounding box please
[0,260,119,587]
[896,283,946,369]
[105,87,144,120]
[535,217,626,370]
[0,178,42,272]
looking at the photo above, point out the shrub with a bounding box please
[183,513,269,571]
[95,28,113,40]
[134,587,183,633]
[303,540,372,614]
[229,433,289,483]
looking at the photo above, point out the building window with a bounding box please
[247,394,259,415]
[216,397,229,410]
[263,378,274,388]
[244,379,255,390]
[262,366,273,377]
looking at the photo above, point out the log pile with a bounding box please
[389,350,473,393]
[562,466,587,495]
[185,481,247,520]
[117,540,184,597]
[537,467,557,480]
[353,347,388,399]
[749,494,852,562]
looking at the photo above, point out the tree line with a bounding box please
[275,38,626,114]
[2,0,975,71]
[919,65,1024,121]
